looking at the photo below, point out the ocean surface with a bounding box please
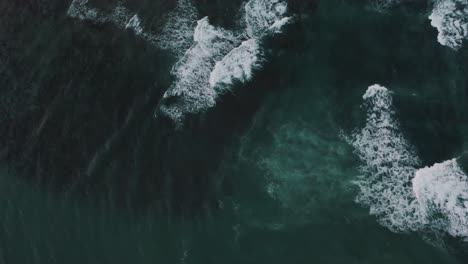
[1,0,468,263]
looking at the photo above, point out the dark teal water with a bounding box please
[0,0,467,263]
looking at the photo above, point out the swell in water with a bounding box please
[158,0,292,126]
[347,84,468,239]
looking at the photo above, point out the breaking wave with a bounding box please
[346,84,468,239]
[158,17,241,124]
[429,0,468,50]
[68,0,292,126]
[158,0,292,126]
[157,0,198,58]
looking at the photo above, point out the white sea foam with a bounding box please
[158,17,240,124]
[68,0,291,125]
[429,0,468,50]
[346,84,423,232]
[67,0,132,26]
[158,0,291,125]
[67,0,197,56]
[157,0,198,58]
[348,84,468,239]
[209,39,261,89]
[413,159,468,238]
[245,0,290,38]
[67,0,107,22]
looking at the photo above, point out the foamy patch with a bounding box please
[67,0,132,26]
[429,0,468,50]
[413,159,468,238]
[125,14,143,35]
[245,0,291,38]
[68,0,292,126]
[157,0,198,58]
[370,0,401,11]
[346,84,423,232]
[209,39,261,89]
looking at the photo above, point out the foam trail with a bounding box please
[429,0,468,50]
[346,84,423,232]
[413,158,468,238]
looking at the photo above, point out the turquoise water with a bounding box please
[1,0,468,263]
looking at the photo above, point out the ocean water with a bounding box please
[1,0,468,263]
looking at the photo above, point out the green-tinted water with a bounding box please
[1,0,467,263]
